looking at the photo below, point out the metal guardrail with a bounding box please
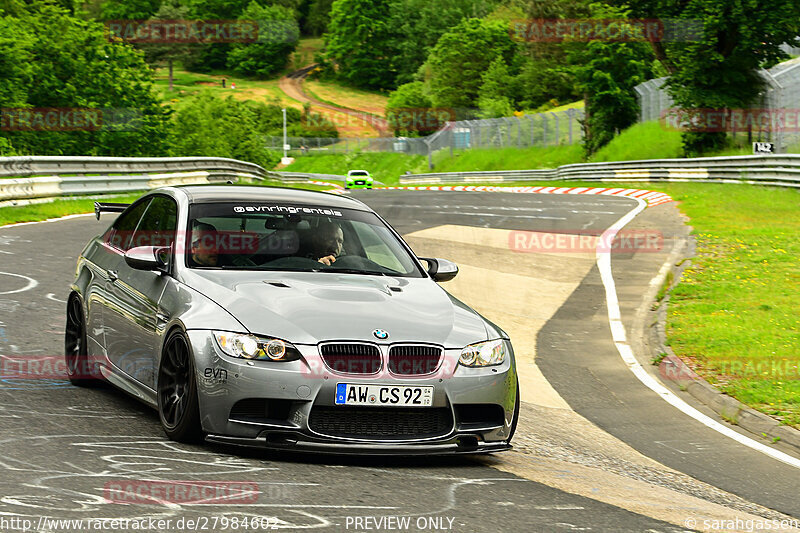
[273,171,348,182]
[273,171,385,186]
[400,154,800,189]
[0,156,269,203]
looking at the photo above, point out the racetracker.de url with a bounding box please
[0,515,279,532]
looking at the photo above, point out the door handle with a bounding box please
[107,269,118,282]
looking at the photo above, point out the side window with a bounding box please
[104,199,151,251]
[351,222,406,272]
[129,196,178,250]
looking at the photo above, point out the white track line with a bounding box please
[599,198,800,469]
[0,272,38,295]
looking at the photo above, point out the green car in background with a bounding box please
[345,169,373,189]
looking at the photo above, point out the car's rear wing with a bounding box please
[94,202,130,220]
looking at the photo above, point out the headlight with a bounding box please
[459,339,507,367]
[213,331,301,362]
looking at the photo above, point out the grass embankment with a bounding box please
[153,38,327,109]
[662,184,800,429]
[154,67,300,110]
[304,79,389,116]
[0,193,146,227]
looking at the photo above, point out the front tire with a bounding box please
[157,330,203,443]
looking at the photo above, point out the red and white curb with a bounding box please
[308,180,345,191]
[369,185,673,208]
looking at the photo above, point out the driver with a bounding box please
[307,221,344,266]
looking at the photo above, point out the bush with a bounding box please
[385,82,442,136]
[168,92,281,168]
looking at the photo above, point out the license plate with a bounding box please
[335,383,433,407]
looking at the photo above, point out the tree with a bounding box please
[305,0,333,35]
[168,92,280,168]
[422,18,517,109]
[388,0,499,86]
[183,0,251,71]
[226,1,299,78]
[477,58,515,118]
[140,0,196,92]
[0,2,172,157]
[324,0,395,90]
[512,0,589,110]
[565,6,653,156]
[99,0,163,20]
[619,0,800,155]
[384,81,437,136]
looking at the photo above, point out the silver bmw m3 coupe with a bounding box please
[66,186,519,454]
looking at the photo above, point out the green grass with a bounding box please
[431,144,584,173]
[659,183,800,428]
[589,121,683,162]
[0,193,147,227]
[290,37,324,71]
[304,79,388,116]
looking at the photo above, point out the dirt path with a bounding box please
[279,64,390,137]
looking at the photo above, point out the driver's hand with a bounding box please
[318,255,336,266]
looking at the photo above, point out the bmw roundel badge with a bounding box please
[373,329,389,340]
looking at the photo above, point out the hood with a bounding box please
[179,270,489,348]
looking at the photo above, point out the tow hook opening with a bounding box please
[458,436,479,451]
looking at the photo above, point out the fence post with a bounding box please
[528,115,535,146]
[542,115,548,146]
[566,109,576,144]
[427,138,434,169]
[550,112,560,145]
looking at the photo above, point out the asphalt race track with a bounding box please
[0,190,798,533]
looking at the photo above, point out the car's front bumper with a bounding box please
[188,331,518,454]
[205,432,512,455]
[345,180,373,189]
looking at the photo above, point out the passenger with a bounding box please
[191,222,255,267]
[190,222,219,267]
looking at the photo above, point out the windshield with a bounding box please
[186,202,424,277]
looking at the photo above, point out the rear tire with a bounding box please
[157,330,203,443]
[65,296,98,386]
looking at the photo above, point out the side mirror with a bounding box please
[125,246,170,272]
[419,257,458,282]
